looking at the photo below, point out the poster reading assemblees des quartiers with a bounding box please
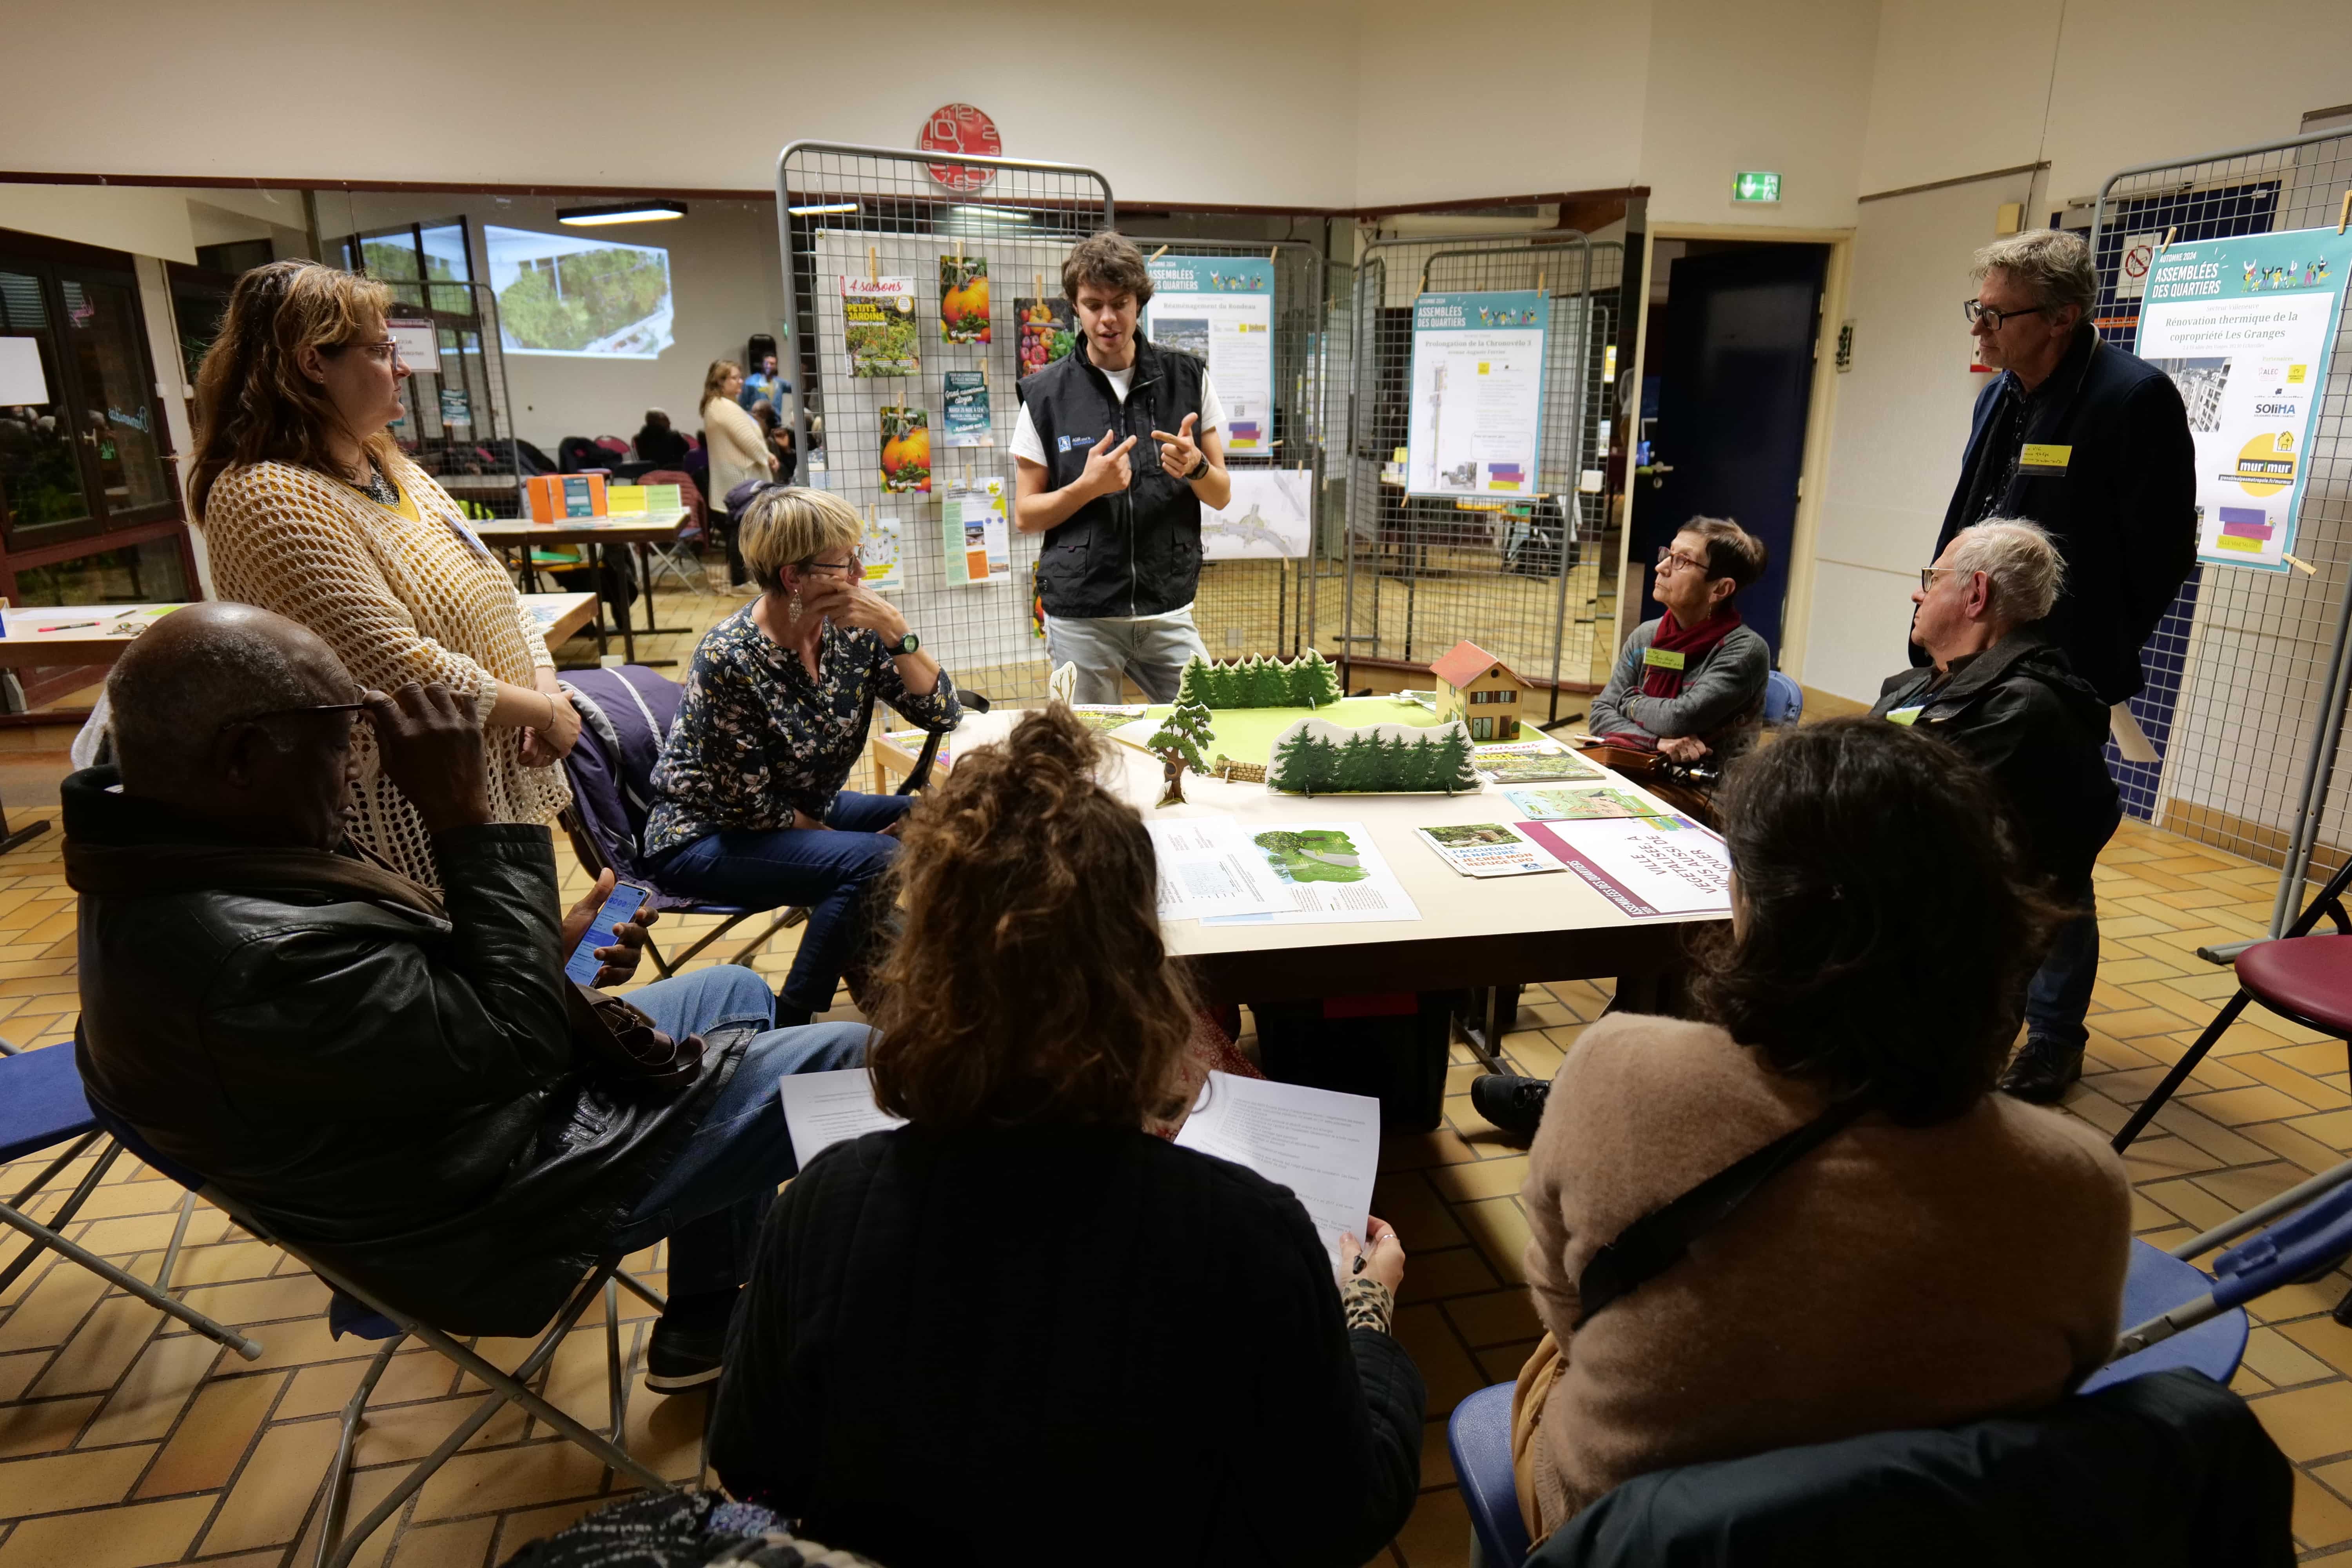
[1406,290,1549,499]
[2135,227,2352,573]
[1142,256,1275,454]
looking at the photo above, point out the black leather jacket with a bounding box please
[66,768,735,1336]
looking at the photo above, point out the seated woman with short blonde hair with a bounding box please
[644,487,955,1025]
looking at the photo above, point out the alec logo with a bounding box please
[1057,433,1097,454]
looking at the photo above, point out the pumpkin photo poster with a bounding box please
[1016,296,1076,377]
[940,255,991,345]
[842,276,920,377]
[879,407,932,494]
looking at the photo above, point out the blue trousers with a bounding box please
[652,791,916,1016]
[2024,880,2100,1053]
[608,965,871,1300]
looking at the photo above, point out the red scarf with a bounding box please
[1640,607,1742,700]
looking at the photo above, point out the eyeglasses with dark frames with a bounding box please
[799,554,864,577]
[1961,300,2051,330]
[1654,546,1709,575]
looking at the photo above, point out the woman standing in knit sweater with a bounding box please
[185,261,577,888]
[699,359,775,594]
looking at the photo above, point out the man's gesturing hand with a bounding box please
[1152,412,1203,481]
[1082,430,1136,499]
[365,681,492,833]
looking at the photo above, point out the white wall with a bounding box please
[0,185,195,264]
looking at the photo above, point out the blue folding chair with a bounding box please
[0,1040,261,1361]
[1446,1167,2352,1568]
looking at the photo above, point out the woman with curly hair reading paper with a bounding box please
[710,706,1426,1565]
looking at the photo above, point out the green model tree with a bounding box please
[1147,694,1216,806]
[1269,728,1318,795]
[1177,655,1224,708]
[1333,731,1380,791]
[1287,648,1342,708]
[1434,726,1478,793]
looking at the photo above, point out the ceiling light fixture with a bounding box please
[555,200,688,226]
[788,202,860,216]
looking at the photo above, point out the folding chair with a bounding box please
[91,1103,675,1568]
[559,666,980,978]
[0,1039,261,1361]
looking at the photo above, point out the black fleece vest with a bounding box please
[1019,334,1207,618]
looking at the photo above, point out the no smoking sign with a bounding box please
[2116,231,2162,302]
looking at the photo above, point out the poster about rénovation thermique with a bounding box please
[2134,227,2352,573]
[1143,256,1275,453]
[1406,290,1549,499]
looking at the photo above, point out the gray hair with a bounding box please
[1948,518,2065,623]
[1973,230,2097,322]
[106,610,350,785]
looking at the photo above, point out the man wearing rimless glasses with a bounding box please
[1929,230,2194,713]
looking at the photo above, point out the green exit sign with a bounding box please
[1733,171,1782,203]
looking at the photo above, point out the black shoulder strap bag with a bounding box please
[1574,1092,1874,1328]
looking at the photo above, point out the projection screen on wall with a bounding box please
[484,224,675,359]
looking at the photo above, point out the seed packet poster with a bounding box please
[1017,296,1076,376]
[942,369,992,447]
[940,255,991,345]
[879,407,931,494]
[842,276,920,377]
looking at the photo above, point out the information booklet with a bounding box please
[862,517,903,592]
[1475,742,1602,783]
[941,479,1009,585]
[941,369,992,446]
[776,1068,906,1164]
[841,276,920,377]
[938,253,991,345]
[1504,785,1662,821]
[1144,815,1292,920]
[1142,256,1275,453]
[1203,822,1422,926]
[1016,295,1076,376]
[1515,815,1733,918]
[1172,1071,1380,1276]
[1415,821,1566,878]
[878,407,931,494]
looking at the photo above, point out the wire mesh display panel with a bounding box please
[1340,233,1610,720]
[1122,237,1325,664]
[2087,127,2352,929]
[777,142,1111,709]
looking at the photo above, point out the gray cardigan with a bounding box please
[1587,616,1770,759]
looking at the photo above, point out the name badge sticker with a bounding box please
[1642,646,1686,671]
[2018,443,2072,476]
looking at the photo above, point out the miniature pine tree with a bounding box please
[1289,648,1340,708]
[1252,655,1291,708]
[1269,727,1318,793]
[1333,731,1379,791]
[1176,655,1218,708]
[1305,734,1344,793]
[1437,727,1477,793]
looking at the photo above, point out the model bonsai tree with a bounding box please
[1146,693,1215,807]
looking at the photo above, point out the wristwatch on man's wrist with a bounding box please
[889,630,921,657]
[1185,453,1211,482]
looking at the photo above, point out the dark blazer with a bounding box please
[1934,328,2196,704]
[710,1122,1425,1566]
[1872,627,2121,890]
[65,769,733,1336]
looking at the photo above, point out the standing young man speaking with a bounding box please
[1013,231,1231,702]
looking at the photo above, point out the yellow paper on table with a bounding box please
[606,485,649,515]
[643,484,682,512]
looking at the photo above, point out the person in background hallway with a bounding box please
[186,260,575,890]
[700,359,773,596]
[710,706,1425,1565]
[1874,520,2120,1103]
[634,407,690,467]
[1934,230,2196,708]
[1510,718,2127,1542]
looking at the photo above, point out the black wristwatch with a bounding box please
[889,630,920,656]
[1185,453,1211,482]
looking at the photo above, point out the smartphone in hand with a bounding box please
[564,882,651,985]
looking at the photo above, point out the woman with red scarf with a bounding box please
[1586,517,1771,766]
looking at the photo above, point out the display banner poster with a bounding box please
[2134,227,2352,572]
[941,369,992,447]
[1142,257,1275,453]
[1405,291,1549,498]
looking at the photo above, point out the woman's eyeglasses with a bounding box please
[800,555,864,577]
[1654,546,1708,576]
[335,340,403,365]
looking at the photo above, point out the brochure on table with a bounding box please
[1201,821,1422,926]
[1145,815,1292,920]
[1142,256,1274,454]
[1516,815,1733,917]
[1172,1072,1379,1276]
[1415,822,1566,878]
[2133,227,2352,572]
[1405,290,1549,499]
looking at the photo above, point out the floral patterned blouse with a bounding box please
[643,607,959,858]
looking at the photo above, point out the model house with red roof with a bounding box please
[1431,639,1530,742]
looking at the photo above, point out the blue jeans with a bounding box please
[651,791,916,1016]
[2024,881,2099,1053]
[608,965,871,1300]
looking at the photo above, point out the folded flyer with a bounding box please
[1475,742,1602,783]
[1515,815,1733,917]
[1504,785,1663,821]
[1415,821,1566,878]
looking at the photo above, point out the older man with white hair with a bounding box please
[1874,519,2122,1103]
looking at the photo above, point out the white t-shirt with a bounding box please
[1010,370,1225,468]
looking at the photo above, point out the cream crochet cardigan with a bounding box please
[201,455,570,887]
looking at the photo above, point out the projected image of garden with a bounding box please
[484,225,675,358]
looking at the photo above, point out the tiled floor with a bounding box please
[7,576,2352,1564]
